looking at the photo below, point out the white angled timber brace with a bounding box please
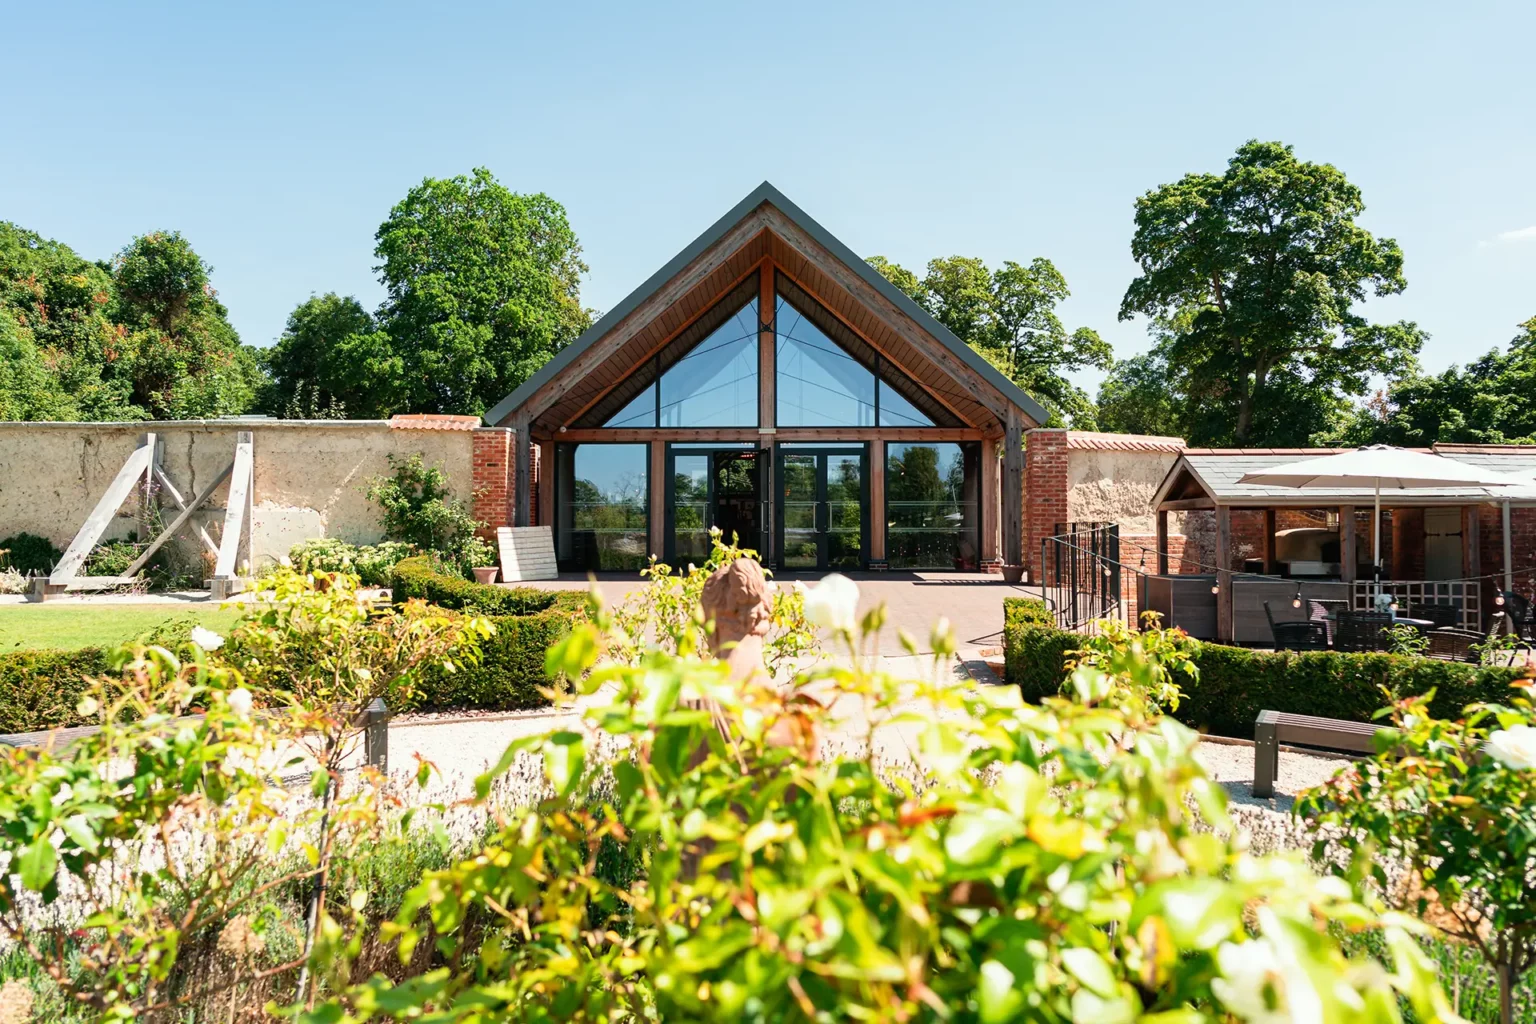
[33,431,255,602]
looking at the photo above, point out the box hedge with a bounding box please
[0,647,110,734]
[390,556,587,712]
[1001,596,1528,738]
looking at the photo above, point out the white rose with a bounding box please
[190,626,225,651]
[226,688,253,718]
[1486,725,1536,770]
[803,573,860,633]
[1212,938,1290,1024]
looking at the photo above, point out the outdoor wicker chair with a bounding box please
[1264,601,1329,651]
[1427,627,1483,663]
[1334,610,1395,652]
[1408,603,1459,629]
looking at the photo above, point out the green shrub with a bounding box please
[0,648,109,733]
[390,555,579,616]
[0,533,61,575]
[1001,607,1528,737]
[389,556,584,712]
[288,537,417,587]
[1003,595,1056,628]
[367,454,493,579]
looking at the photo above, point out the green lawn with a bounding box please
[0,604,244,652]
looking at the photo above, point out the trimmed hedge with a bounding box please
[390,556,587,713]
[0,648,110,734]
[1001,597,1528,738]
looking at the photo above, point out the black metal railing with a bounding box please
[1041,522,1125,633]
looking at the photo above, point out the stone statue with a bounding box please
[699,557,772,684]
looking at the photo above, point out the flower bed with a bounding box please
[1002,597,1529,737]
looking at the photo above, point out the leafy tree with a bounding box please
[1094,351,1181,437]
[0,222,263,422]
[262,293,400,418]
[111,231,265,419]
[1120,140,1421,446]
[1327,317,1536,446]
[866,254,1109,424]
[372,167,591,416]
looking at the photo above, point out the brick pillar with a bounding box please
[471,428,514,540]
[1023,428,1070,577]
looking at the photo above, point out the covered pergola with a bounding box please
[1147,447,1536,643]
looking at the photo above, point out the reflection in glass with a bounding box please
[877,378,935,427]
[775,296,875,426]
[886,443,979,570]
[826,453,863,570]
[659,299,758,426]
[671,454,710,563]
[555,444,649,571]
[781,454,818,570]
[604,382,656,428]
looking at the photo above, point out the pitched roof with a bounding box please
[1154,447,1536,508]
[484,182,1049,428]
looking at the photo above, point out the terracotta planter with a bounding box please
[1000,564,1026,584]
[472,566,500,585]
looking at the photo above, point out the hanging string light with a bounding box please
[1292,584,1303,610]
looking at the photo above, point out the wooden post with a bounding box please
[536,440,555,529]
[869,439,885,562]
[1156,509,1170,575]
[1003,412,1024,569]
[1339,506,1357,583]
[1216,505,1233,642]
[1504,501,1515,592]
[1463,505,1480,580]
[758,268,776,565]
[511,419,530,528]
[649,441,666,558]
[1263,509,1277,574]
[981,438,1000,564]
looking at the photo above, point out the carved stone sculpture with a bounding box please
[699,557,772,684]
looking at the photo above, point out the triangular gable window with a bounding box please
[596,294,760,427]
[775,295,875,426]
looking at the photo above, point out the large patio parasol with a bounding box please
[1237,445,1522,589]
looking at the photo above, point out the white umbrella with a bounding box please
[1238,445,1522,589]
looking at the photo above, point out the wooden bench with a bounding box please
[1252,710,1381,798]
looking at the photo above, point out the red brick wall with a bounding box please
[1023,430,1069,575]
[471,428,513,540]
[1479,505,1536,599]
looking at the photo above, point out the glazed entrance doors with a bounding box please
[776,447,867,572]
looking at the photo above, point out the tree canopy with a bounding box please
[867,253,1109,425]
[1325,316,1536,446]
[0,223,261,422]
[261,293,399,418]
[1117,140,1421,446]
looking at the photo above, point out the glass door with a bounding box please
[665,446,766,564]
[775,447,867,572]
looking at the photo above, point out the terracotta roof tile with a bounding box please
[389,414,482,431]
[1064,431,1186,454]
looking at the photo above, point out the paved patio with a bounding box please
[520,571,1044,656]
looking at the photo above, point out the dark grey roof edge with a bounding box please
[485,181,1049,427]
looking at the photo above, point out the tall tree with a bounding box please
[1326,316,1536,446]
[866,254,1109,424]
[112,231,265,419]
[372,168,590,415]
[1120,140,1420,445]
[0,222,260,422]
[1094,351,1181,437]
[262,294,400,418]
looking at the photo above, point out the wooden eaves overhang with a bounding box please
[484,182,1047,438]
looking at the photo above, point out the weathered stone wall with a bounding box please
[1065,446,1182,535]
[0,419,487,570]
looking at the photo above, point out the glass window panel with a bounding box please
[775,295,875,426]
[659,298,758,426]
[556,443,649,572]
[671,454,710,564]
[878,378,935,427]
[885,443,979,570]
[603,381,656,427]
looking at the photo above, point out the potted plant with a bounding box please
[472,561,500,585]
[1001,564,1026,584]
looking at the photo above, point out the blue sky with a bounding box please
[5,0,1533,397]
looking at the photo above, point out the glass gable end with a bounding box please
[877,378,935,427]
[775,295,875,426]
[659,298,759,426]
[604,381,657,428]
